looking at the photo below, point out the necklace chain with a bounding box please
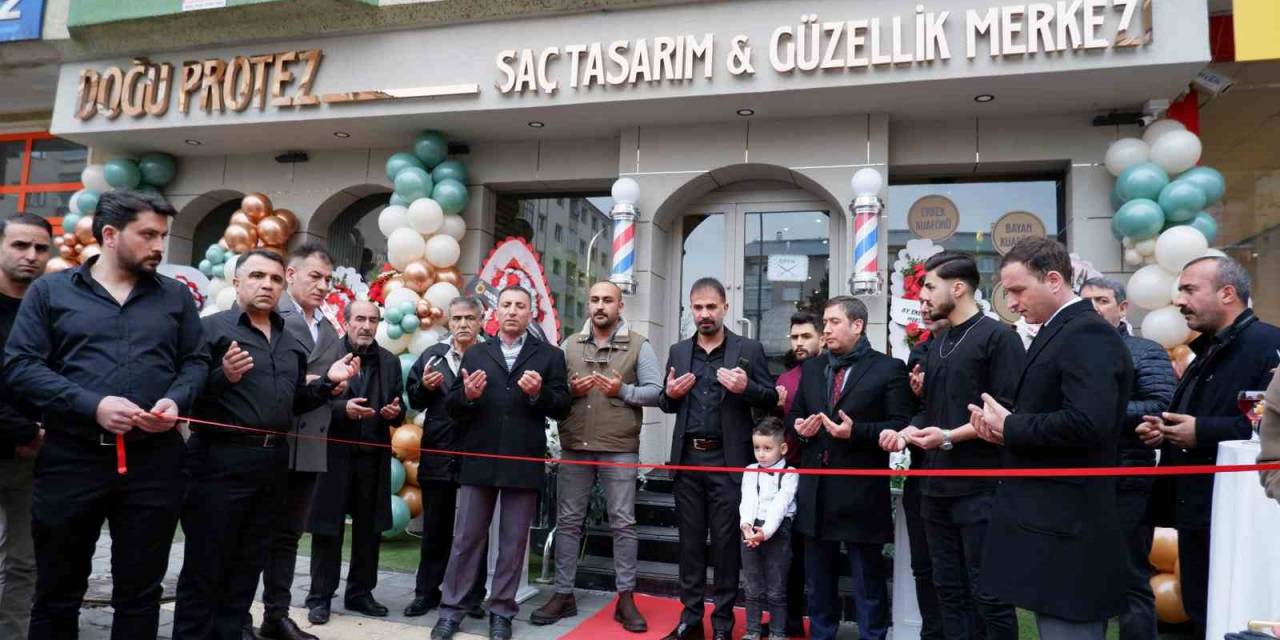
[938,315,986,360]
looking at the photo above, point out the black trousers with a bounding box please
[1112,477,1157,640]
[174,436,289,640]
[307,451,382,606]
[260,469,318,622]
[784,530,806,631]
[28,431,186,640]
[922,492,1016,640]
[805,537,889,640]
[1177,525,1210,636]
[673,445,741,634]
[413,478,489,607]
[903,479,945,640]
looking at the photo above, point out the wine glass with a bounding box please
[1238,390,1266,435]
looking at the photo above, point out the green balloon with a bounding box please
[75,191,99,215]
[394,167,433,202]
[1178,167,1225,205]
[399,314,419,334]
[1117,163,1169,202]
[138,152,177,187]
[103,158,142,190]
[1112,198,1165,240]
[1157,180,1206,224]
[389,193,409,208]
[387,324,404,341]
[205,244,226,265]
[432,178,469,216]
[386,152,425,183]
[1110,183,1125,210]
[385,308,405,325]
[399,301,417,318]
[383,495,411,538]
[61,213,81,231]
[1189,211,1218,243]
[389,458,406,493]
[431,160,467,185]
[413,131,448,169]
[198,259,214,277]
[399,352,417,388]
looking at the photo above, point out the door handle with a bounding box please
[738,317,754,340]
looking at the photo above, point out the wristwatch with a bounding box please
[940,429,954,451]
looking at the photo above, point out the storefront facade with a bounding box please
[48,0,1211,462]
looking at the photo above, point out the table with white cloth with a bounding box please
[1207,439,1280,640]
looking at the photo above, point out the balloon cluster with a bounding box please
[49,153,179,273]
[214,193,300,258]
[1148,527,1189,623]
[385,413,425,538]
[1104,119,1226,350]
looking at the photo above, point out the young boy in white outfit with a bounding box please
[739,417,799,640]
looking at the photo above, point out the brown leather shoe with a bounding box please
[529,592,578,625]
[613,591,648,633]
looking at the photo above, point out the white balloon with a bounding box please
[375,321,411,354]
[413,411,426,426]
[81,165,111,193]
[199,304,222,318]
[408,327,443,357]
[1143,254,1158,265]
[1149,130,1202,176]
[1104,138,1150,177]
[441,214,466,240]
[424,234,461,268]
[378,205,410,237]
[1124,249,1144,266]
[1121,236,1134,249]
[223,255,238,282]
[384,287,421,314]
[424,282,461,311]
[1141,305,1192,349]
[215,286,238,311]
[1141,119,1186,147]
[69,189,86,214]
[1127,264,1177,310]
[208,278,229,301]
[386,227,427,271]
[1134,239,1157,257]
[406,198,445,235]
[1155,226,1209,272]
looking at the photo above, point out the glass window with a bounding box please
[554,224,563,242]
[22,191,77,220]
[579,239,587,255]
[741,210,831,367]
[2,141,24,186]
[28,138,88,185]
[0,133,86,233]
[552,258,561,275]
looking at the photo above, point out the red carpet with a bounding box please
[560,593,808,639]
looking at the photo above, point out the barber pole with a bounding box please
[850,195,883,296]
[609,177,641,294]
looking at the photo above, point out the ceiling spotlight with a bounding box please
[333,131,351,138]
[974,94,995,103]
[528,121,545,128]
[184,138,202,146]
[736,108,755,116]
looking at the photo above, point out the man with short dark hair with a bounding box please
[789,295,913,640]
[5,191,211,639]
[971,237,1131,640]
[174,250,358,640]
[775,310,821,636]
[1081,277,1174,640]
[1139,256,1280,635]
[659,277,777,640]
[0,212,52,638]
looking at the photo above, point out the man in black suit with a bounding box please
[788,296,913,640]
[1138,255,1280,635]
[970,237,1131,640]
[659,277,777,640]
[305,300,404,623]
[430,286,572,640]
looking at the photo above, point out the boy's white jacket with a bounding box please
[738,458,798,540]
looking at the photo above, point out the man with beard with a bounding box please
[789,296,913,640]
[5,191,211,639]
[0,213,52,638]
[887,252,1022,640]
[260,244,343,640]
[658,277,777,640]
[531,281,662,632]
[405,297,490,618]
[971,238,1131,640]
[306,300,404,623]
[174,250,358,640]
[1080,277,1174,640]
[431,286,572,640]
[1138,256,1280,636]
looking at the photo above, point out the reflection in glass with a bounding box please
[22,191,76,220]
[1,142,23,186]
[679,214,726,340]
[28,139,87,185]
[742,211,830,371]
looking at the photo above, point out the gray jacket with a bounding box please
[278,295,345,472]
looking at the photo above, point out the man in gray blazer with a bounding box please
[257,243,345,640]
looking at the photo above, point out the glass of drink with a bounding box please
[1238,390,1266,435]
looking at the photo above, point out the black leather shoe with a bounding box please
[242,625,259,640]
[344,595,389,617]
[660,622,706,640]
[404,596,438,617]
[306,602,330,625]
[258,617,318,640]
[489,613,514,640]
[430,618,460,640]
[784,620,807,637]
[711,632,730,640]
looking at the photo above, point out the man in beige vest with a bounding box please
[531,281,663,632]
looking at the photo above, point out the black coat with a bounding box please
[307,344,403,537]
[658,330,777,468]
[445,334,571,490]
[1153,309,1280,529]
[406,341,465,483]
[981,300,1132,622]
[785,343,912,544]
[1118,324,1177,448]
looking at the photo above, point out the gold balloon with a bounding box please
[45,257,71,273]
[403,460,419,487]
[59,244,77,260]
[74,216,96,245]
[274,208,299,235]
[223,224,255,253]
[80,245,101,261]
[383,276,406,296]
[218,238,229,249]
[391,425,422,462]
[257,216,290,247]
[398,485,423,518]
[229,211,252,229]
[434,267,462,288]
[401,260,435,295]
[53,235,64,248]
[1151,573,1188,623]
[1149,527,1177,573]
[428,307,444,322]
[62,232,76,245]
[419,316,435,330]
[415,300,432,318]
[240,193,273,222]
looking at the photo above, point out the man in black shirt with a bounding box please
[4,191,211,640]
[173,250,358,640]
[886,252,1023,640]
[0,212,51,638]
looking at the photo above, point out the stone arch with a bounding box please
[170,189,245,266]
[306,184,393,272]
[648,163,846,231]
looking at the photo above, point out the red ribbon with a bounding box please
[177,416,1280,478]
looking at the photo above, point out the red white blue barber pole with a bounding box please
[850,168,885,296]
[609,178,640,294]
